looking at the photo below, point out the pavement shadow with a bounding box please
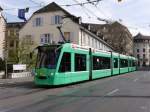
[46,94,150,99]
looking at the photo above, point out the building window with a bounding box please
[97,41,99,49]
[138,61,140,66]
[94,40,97,48]
[143,54,145,58]
[88,36,90,45]
[143,62,146,66]
[59,52,71,72]
[10,40,14,47]
[75,54,86,71]
[15,29,19,35]
[93,56,110,70]
[91,39,94,47]
[33,17,43,27]
[99,43,101,49]
[143,48,145,52]
[16,40,19,48]
[137,49,139,52]
[8,49,15,58]
[40,33,53,44]
[7,30,11,36]
[96,40,98,49]
[137,54,140,58]
[90,38,92,46]
[51,15,62,24]
[23,35,33,45]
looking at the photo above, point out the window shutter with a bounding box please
[40,34,44,44]
[32,19,36,27]
[51,16,55,25]
[41,17,44,26]
[55,16,58,24]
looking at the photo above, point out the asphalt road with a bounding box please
[0,71,150,112]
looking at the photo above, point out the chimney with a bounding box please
[78,17,82,24]
[88,24,91,30]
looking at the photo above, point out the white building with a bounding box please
[0,7,6,59]
[134,33,150,67]
[19,2,113,53]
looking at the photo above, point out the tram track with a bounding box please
[0,81,47,101]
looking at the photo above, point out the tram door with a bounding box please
[89,48,92,80]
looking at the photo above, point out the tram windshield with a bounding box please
[36,45,61,69]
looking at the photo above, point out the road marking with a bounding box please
[106,89,119,96]
[133,78,138,82]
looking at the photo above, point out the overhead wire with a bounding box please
[67,0,92,19]
[2,0,103,11]
[28,0,42,5]
[1,0,150,30]
[1,0,99,20]
[72,0,111,23]
[86,0,113,21]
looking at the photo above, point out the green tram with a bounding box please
[34,43,137,86]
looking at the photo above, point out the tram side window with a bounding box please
[114,58,118,68]
[75,54,86,71]
[93,56,110,70]
[59,53,71,72]
[120,59,128,68]
[102,57,110,69]
[126,60,128,67]
[93,56,102,70]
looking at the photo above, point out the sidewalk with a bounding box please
[0,76,34,85]
[137,66,150,71]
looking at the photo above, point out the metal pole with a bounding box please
[4,21,8,78]
[110,51,113,76]
[5,58,7,78]
[57,26,66,42]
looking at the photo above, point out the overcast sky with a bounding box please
[0,0,150,36]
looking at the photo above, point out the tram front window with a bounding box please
[36,46,60,69]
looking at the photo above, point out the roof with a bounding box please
[21,2,114,50]
[134,33,150,40]
[7,22,25,28]
[82,21,132,39]
[80,25,114,50]
[34,2,80,23]
[82,21,128,31]
[33,2,114,50]
[34,2,65,14]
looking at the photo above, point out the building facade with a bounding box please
[83,22,133,55]
[6,22,25,64]
[134,33,150,67]
[0,7,6,59]
[19,2,113,60]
